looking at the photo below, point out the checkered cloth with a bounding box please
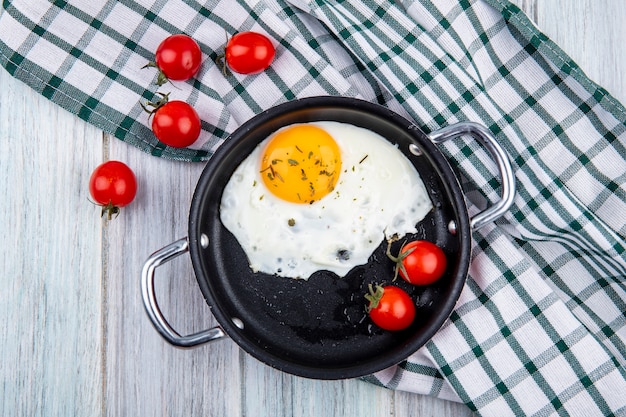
[2,0,624,415]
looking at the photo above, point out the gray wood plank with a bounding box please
[102,139,244,416]
[537,0,626,104]
[291,378,394,417]
[394,390,475,417]
[0,72,104,415]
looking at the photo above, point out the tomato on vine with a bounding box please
[365,284,415,331]
[89,161,137,220]
[141,92,201,148]
[387,240,447,286]
[224,31,275,75]
[145,34,202,85]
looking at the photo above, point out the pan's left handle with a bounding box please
[141,237,226,348]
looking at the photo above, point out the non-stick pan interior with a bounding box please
[188,97,471,379]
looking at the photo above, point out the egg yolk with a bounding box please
[260,125,342,204]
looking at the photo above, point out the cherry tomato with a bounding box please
[365,285,415,331]
[89,161,137,219]
[395,240,447,286]
[142,92,201,148]
[225,31,275,74]
[153,34,202,84]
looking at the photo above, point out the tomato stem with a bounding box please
[142,61,170,86]
[216,29,232,77]
[88,198,121,220]
[101,201,121,220]
[364,284,384,312]
[140,92,171,118]
[385,239,415,281]
[215,54,231,77]
[385,239,400,263]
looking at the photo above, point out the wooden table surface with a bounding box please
[1,1,624,416]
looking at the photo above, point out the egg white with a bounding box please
[219,121,432,279]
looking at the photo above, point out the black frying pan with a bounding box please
[141,96,515,380]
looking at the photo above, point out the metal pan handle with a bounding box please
[427,122,516,230]
[141,237,226,348]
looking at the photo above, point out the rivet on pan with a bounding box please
[232,317,244,329]
[200,234,209,248]
[448,220,457,235]
[409,143,422,156]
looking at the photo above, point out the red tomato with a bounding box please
[89,161,137,219]
[396,240,447,286]
[225,31,275,74]
[151,99,201,148]
[365,285,415,331]
[154,34,202,83]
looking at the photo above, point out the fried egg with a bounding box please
[219,121,432,279]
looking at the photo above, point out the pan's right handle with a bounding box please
[141,237,226,348]
[427,122,516,230]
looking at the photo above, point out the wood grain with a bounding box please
[0,74,104,415]
[1,1,623,416]
[536,0,626,105]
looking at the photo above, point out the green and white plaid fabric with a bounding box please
[1,0,624,415]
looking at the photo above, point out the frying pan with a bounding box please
[141,96,515,379]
